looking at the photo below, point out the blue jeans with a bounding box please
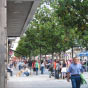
[41,67,44,74]
[19,65,23,70]
[71,75,81,88]
[36,68,38,75]
[24,72,29,76]
[7,69,13,76]
[55,70,59,79]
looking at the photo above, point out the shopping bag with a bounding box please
[80,74,87,85]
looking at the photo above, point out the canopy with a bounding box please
[7,0,40,37]
[78,51,88,57]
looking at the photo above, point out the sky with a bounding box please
[10,37,20,50]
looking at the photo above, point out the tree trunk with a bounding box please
[29,54,31,60]
[72,46,74,58]
[58,53,61,60]
[52,44,54,59]
[86,46,88,51]
[45,54,47,60]
[52,52,54,60]
[40,46,42,61]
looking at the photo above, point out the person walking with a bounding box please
[61,60,67,79]
[49,61,54,78]
[28,59,32,74]
[35,61,39,75]
[55,60,61,79]
[54,60,57,78]
[40,60,45,74]
[7,64,13,76]
[32,60,36,74]
[67,57,84,88]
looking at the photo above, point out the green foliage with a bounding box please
[15,0,88,58]
[56,0,88,50]
[15,0,73,58]
[14,37,28,57]
[57,0,88,30]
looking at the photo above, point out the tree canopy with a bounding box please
[15,0,88,59]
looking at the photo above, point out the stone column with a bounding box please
[0,0,7,88]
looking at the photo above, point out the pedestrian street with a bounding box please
[7,73,88,88]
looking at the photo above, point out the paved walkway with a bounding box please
[7,75,71,88]
[7,73,88,88]
[7,68,88,88]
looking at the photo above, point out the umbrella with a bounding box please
[78,51,88,72]
[78,51,88,57]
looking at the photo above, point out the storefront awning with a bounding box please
[7,0,40,37]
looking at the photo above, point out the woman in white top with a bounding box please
[41,60,45,74]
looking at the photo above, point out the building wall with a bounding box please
[0,0,7,88]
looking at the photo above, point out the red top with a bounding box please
[54,62,56,69]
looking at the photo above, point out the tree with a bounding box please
[56,0,88,50]
[14,36,28,57]
[16,0,82,59]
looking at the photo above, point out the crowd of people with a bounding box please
[7,57,87,88]
[7,59,45,77]
[7,58,86,79]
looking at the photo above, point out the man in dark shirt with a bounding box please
[28,59,32,73]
